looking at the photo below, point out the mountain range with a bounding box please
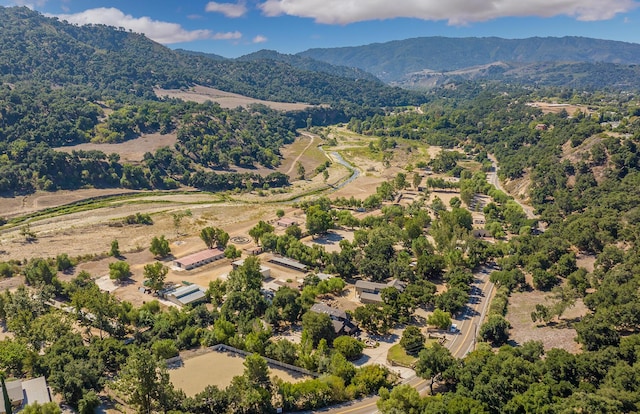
[296,36,640,84]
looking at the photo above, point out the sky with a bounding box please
[2,0,640,58]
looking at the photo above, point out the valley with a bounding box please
[1,6,640,414]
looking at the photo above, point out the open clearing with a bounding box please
[54,132,178,163]
[526,101,595,116]
[168,349,310,397]
[507,289,587,353]
[154,85,314,111]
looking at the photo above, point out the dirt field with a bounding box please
[526,102,595,116]
[507,289,587,353]
[168,349,310,397]
[154,85,313,111]
[55,133,178,163]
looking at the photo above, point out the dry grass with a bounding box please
[154,85,314,111]
[55,132,178,163]
[507,289,587,353]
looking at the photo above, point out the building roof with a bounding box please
[355,280,388,291]
[175,248,224,267]
[21,377,51,406]
[167,284,206,305]
[277,217,298,226]
[316,273,333,281]
[355,279,405,293]
[360,291,384,303]
[310,303,348,320]
[269,256,308,271]
[1,377,51,414]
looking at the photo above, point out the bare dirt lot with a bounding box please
[155,85,314,111]
[507,289,588,353]
[168,349,310,397]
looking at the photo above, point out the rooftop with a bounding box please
[175,248,224,267]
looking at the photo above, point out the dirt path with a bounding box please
[286,132,316,175]
[487,154,537,219]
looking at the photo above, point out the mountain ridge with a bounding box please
[297,35,640,83]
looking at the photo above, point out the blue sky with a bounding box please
[2,0,640,58]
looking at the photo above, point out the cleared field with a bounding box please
[507,289,587,353]
[168,350,309,397]
[155,85,313,111]
[55,132,178,163]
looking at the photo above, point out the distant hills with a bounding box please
[0,6,419,107]
[295,36,640,89]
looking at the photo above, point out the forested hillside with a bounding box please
[0,6,419,106]
[299,36,640,88]
[0,5,425,195]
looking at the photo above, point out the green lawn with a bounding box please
[387,344,418,367]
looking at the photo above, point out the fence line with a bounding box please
[211,344,319,378]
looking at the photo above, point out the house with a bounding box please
[1,377,52,414]
[355,279,406,304]
[310,303,358,336]
[535,123,548,131]
[164,284,207,307]
[268,256,308,272]
[277,217,298,227]
[173,248,225,270]
[231,259,271,277]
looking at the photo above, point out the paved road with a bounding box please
[321,265,495,414]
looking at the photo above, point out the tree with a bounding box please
[200,227,217,249]
[56,253,74,272]
[427,309,452,330]
[23,258,57,286]
[109,261,131,282]
[302,311,335,347]
[78,391,100,414]
[224,244,242,259]
[109,239,120,257]
[2,375,13,414]
[206,279,227,307]
[226,256,263,293]
[400,326,426,355]
[412,172,422,190]
[114,348,177,414]
[276,209,285,219]
[415,343,456,394]
[333,336,365,360]
[378,384,422,414]
[149,235,171,258]
[306,205,332,237]
[323,169,329,182]
[297,161,306,180]
[479,314,511,346]
[143,262,168,291]
[200,227,229,249]
[249,221,274,246]
[20,402,61,414]
[172,209,192,236]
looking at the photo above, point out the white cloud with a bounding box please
[214,31,243,39]
[259,0,639,25]
[50,7,242,44]
[205,1,248,18]
[253,34,268,43]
